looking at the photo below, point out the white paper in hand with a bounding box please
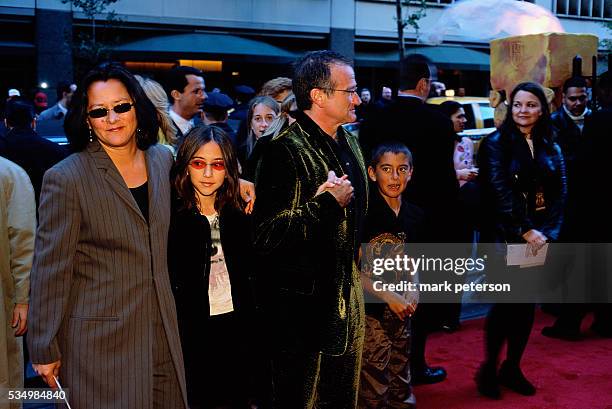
[506,243,548,268]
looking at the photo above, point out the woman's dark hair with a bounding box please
[502,81,554,151]
[438,100,463,118]
[64,62,159,152]
[172,124,242,212]
[370,141,413,168]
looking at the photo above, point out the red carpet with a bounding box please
[414,309,612,409]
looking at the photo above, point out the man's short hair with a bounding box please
[5,99,35,128]
[293,50,352,111]
[399,54,434,91]
[563,76,588,93]
[164,66,205,103]
[56,82,73,100]
[259,77,292,100]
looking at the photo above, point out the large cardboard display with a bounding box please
[490,33,598,96]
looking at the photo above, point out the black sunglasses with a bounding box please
[87,102,134,119]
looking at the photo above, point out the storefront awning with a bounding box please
[356,45,490,71]
[114,33,298,62]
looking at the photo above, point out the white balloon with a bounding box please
[419,0,565,45]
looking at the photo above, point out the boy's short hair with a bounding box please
[369,141,413,168]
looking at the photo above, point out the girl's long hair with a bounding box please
[172,125,242,212]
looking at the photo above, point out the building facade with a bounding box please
[0,0,610,104]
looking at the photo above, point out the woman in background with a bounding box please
[439,100,481,332]
[136,75,179,151]
[476,82,566,399]
[245,93,297,180]
[238,95,279,167]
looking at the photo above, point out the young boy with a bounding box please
[358,142,423,409]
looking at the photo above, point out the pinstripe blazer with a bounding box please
[27,142,188,409]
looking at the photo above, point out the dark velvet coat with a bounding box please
[252,113,368,355]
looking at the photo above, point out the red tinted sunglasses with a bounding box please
[188,159,225,171]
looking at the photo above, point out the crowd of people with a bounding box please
[0,49,611,409]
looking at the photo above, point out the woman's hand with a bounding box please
[522,229,548,256]
[238,179,256,214]
[11,303,28,336]
[456,168,478,181]
[33,360,61,389]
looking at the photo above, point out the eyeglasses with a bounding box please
[567,95,587,102]
[321,88,359,97]
[188,159,225,171]
[87,102,134,119]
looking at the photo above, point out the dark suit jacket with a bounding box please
[28,142,188,409]
[0,127,68,205]
[253,113,368,355]
[551,107,590,239]
[360,95,459,241]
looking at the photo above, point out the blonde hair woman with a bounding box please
[136,75,179,150]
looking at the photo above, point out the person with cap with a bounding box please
[230,85,255,123]
[201,92,237,146]
[7,89,20,102]
[38,83,77,121]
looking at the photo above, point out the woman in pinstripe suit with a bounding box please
[27,63,189,409]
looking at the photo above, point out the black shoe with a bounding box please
[498,361,536,396]
[475,363,501,399]
[542,325,581,341]
[412,366,447,385]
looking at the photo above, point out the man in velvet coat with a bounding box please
[253,50,368,409]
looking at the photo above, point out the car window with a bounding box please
[479,103,495,129]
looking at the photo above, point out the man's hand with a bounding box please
[317,171,353,208]
[315,171,348,196]
[12,303,28,336]
[522,229,548,256]
[384,292,416,320]
[238,178,256,214]
[33,361,61,389]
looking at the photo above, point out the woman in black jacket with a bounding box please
[476,82,566,399]
[168,125,255,409]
